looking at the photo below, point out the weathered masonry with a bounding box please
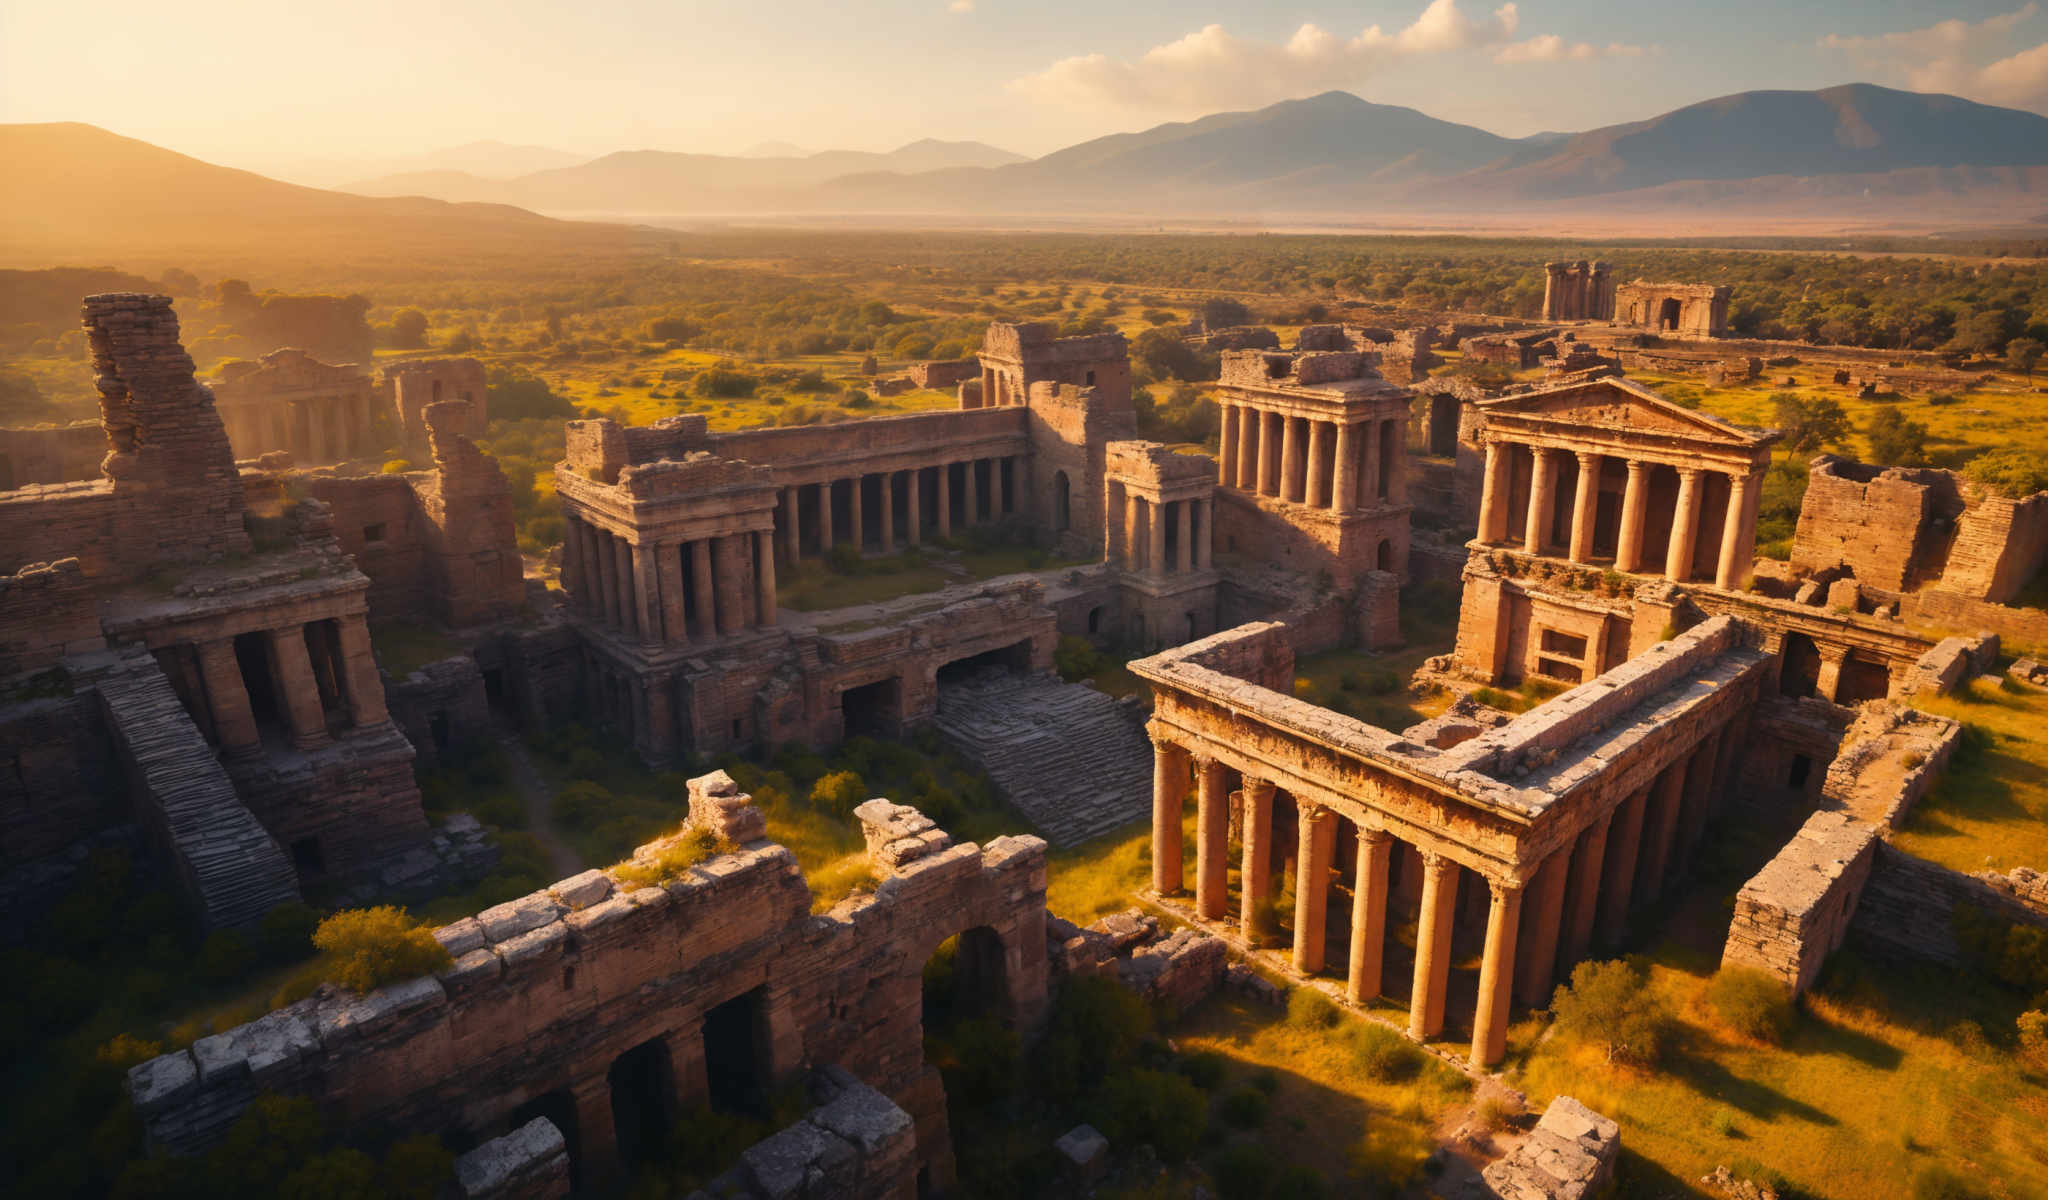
[1542,261,1613,322]
[1133,615,1764,1067]
[210,349,382,465]
[129,776,1051,1194]
[1612,281,1731,338]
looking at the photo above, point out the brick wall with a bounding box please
[0,421,103,488]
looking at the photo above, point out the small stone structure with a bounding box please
[1612,281,1730,338]
[908,358,978,389]
[453,1117,570,1200]
[386,357,487,458]
[1466,1095,1620,1199]
[1721,810,1879,995]
[127,777,1050,1193]
[210,349,381,465]
[1542,262,1613,322]
[1793,455,2048,604]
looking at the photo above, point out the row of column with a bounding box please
[564,516,776,644]
[1217,403,1401,513]
[776,457,1017,563]
[1149,726,1730,1067]
[183,617,388,757]
[223,393,380,465]
[1107,487,1212,576]
[1476,441,1759,589]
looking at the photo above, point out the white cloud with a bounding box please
[1820,4,2048,111]
[1009,0,1533,113]
[1493,35,1648,64]
[948,0,974,12]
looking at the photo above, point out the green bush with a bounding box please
[1550,958,1674,1067]
[1053,635,1104,682]
[1963,447,2048,498]
[809,769,867,817]
[1349,1022,1424,1082]
[1218,1087,1269,1129]
[2020,1009,2048,1072]
[552,780,615,830]
[1705,966,1797,1044]
[1094,1067,1205,1161]
[1286,987,1341,1029]
[1040,975,1153,1101]
[1177,1049,1228,1090]
[312,907,452,993]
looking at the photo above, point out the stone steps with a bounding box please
[95,649,301,929]
[933,670,1151,846]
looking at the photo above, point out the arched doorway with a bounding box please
[1658,298,1681,331]
[1052,471,1071,532]
[1376,539,1393,572]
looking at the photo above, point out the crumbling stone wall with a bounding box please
[210,349,380,465]
[1465,1096,1620,1200]
[1721,810,1879,994]
[908,358,978,389]
[1793,455,2048,605]
[387,358,487,457]
[0,420,103,488]
[1613,281,1729,338]
[0,557,100,675]
[1851,842,2048,968]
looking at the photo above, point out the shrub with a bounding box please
[1094,1067,1205,1161]
[1550,958,1674,1067]
[1705,966,1797,1044]
[809,769,867,817]
[1963,447,2048,498]
[312,907,451,993]
[693,366,757,398]
[378,1135,454,1200]
[2020,1009,2048,1073]
[1708,1107,1739,1137]
[1286,987,1341,1029]
[198,930,252,983]
[1350,1022,1423,1082]
[1041,975,1153,1101]
[1249,1068,1280,1095]
[280,1147,377,1199]
[1218,1087,1269,1129]
[613,827,731,889]
[930,1016,1020,1109]
[1474,1093,1522,1133]
[1054,635,1104,682]
[552,780,615,829]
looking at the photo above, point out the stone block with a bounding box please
[454,1116,569,1199]
[1054,1124,1108,1178]
[435,917,488,957]
[549,869,612,911]
[128,1050,199,1114]
[477,894,563,943]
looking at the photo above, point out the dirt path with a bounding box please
[492,725,584,879]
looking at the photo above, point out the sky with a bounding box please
[4,0,2047,183]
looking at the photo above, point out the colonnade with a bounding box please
[1476,440,1760,590]
[774,456,1019,562]
[221,393,380,464]
[1149,727,1732,1066]
[173,615,387,757]
[1106,486,1212,575]
[563,517,777,644]
[1216,403,1402,511]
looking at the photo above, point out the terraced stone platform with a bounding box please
[934,669,1151,846]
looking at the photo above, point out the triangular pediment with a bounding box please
[1479,378,1772,447]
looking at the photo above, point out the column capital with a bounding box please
[1625,458,1652,477]
[1358,825,1393,846]
[1241,776,1275,798]
[1486,874,1526,902]
[1298,802,1334,827]
[1676,465,1705,482]
[1574,449,1601,468]
[1419,849,1457,876]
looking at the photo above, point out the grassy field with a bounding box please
[1892,677,2048,874]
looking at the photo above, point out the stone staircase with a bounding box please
[934,669,1151,846]
[95,649,301,929]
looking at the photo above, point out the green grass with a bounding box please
[1892,677,2048,873]
[368,621,466,678]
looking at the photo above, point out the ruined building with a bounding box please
[387,357,489,458]
[1541,261,1612,322]
[1792,455,2048,605]
[1612,281,1731,338]
[0,296,445,929]
[209,348,382,465]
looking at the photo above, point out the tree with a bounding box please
[1550,958,1674,1067]
[648,313,697,344]
[1770,393,1850,458]
[2008,336,2045,378]
[1865,408,1931,467]
[1200,297,1251,329]
[389,309,429,350]
[1949,307,2016,357]
[312,906,451,993]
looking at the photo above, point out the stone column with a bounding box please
[1525,447,1557,556]
[1280,417,1304,503]
[1219,405,1238,485]
[590,531,616,627]
[1599,787,1650,946]
[1195,500,1213,569]
[1176,501,1194,574]
[1514,850,1570,1007]
[1195,758,1229,919]
[967,459,983,525]
[1123,492,1142,571]
[1561,810,1612,968]
[1151,740,1189,896]
[1477,440,1511,543]
[1147,497,1167,577]
[560,517,585,612]
[1240,780,1274,941]
[906,467,922,548]
[1666,468,1703,583]
[755,530,777,626]
[632,542,662,643]
[336,616,388,726]
[1256,412,1279,496]
[1568,451,1602,563]
[1640,762,1686,901]
[659,543,688,645]
[1305,420,1331,509]
[1382,419,1406,504]
[849,474,866,551]
[818,481,835,553]
[1470,877,1524,1067]
[1409,852,1459,1040]
[1615,460,1651,572]
[617,536,643,639]
[264,627,329,749]
[936,466,952,539]
[879,470,896,554]
[1361,418,1382,507]
[781,488,800,562]
[690,539,717,640]
[1716,470,1756,589]
[1237,407,1261,490]
[1332,421,1359,513]
[712,535,746,636]
[1347,828,1392,1003]
[1292,804,1337,975]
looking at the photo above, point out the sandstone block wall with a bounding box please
[453,1117,569,1200]
[1850,842,2048,968]
[0,421,104,489]
[0,558,101,675]
[1944,491,2048,604]
[0,685,118,872]
[384,655,492,771]
[1721,810,1880,994]
[387,358,487,456]
[690,1066,918,1200]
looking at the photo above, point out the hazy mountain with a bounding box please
[0,123,634,267]
[403,140,583,178]
[742,140,808,158]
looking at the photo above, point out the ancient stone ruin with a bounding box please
[1612,281,1731,338]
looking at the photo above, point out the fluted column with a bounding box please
[1360,419,1382,506]
[1195,757,1229,919]
[1176,501,1194,574]
[755,530,777,626]
[906,468,922,548]
[1280,417,1305,503]
[1305,420,1331,508]
[1716,471,1756,589]
[967,459,983,525]
[1381,419,1405,504]
[560,517,586,612]
[1470,877,1524,1066]
[1236,406,1260,490]
[1666,468,1703,583]
[659,542,688,645]
[1568,451,1602,563]
[818,481,835,552]
[1151,740,1189,895]
[849,474,866,551]
[1347,828,1392,1003]
[879,471,896,554]
[711,535,745,636]
[265,626,329,750]
[1240,780,1274,941]
[1615,460,1650,572]
[690,539,717,640]
[615,537,641,639]
[632,542,662,643]
[1409,852,1459,1039]
[1256,412,1279,496]
[591,531,617,627]
[1218,406,1238,485]
[1292,804,1337,975]
[1478,440,1511,543]
[1514,850,1570,1007]
[1562,810,1613,970]
[1525,448,1557,555]
[1147,497,1167,577]
[1332,421,1359,512]
[1123,491,1141,571]
[1599,786,1650,946]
